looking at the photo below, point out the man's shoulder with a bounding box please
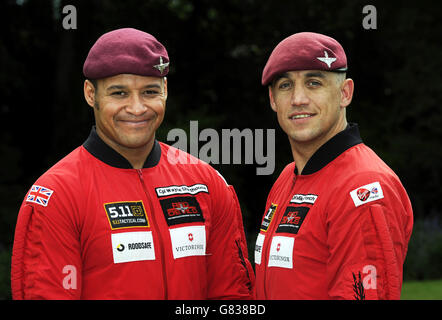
[274,162,296,181]
[328,143,407,200]
[23,146,89,209]
[32,146,89,187]
[338,143,398,179]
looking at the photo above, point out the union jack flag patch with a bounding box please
[26,185,54,207]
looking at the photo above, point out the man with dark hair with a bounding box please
[11,28,254,300]
[254,32,413,300]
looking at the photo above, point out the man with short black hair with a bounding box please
[11,28,254,300]
[254,32,413,300]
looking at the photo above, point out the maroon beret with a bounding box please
[262,32,347,85]
[83,28,169,79]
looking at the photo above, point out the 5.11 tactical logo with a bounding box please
[104,201,149,230]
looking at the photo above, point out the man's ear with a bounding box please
[268,86,277,112]
[340,78,354,108]
[84,80,96,108]
[163,77,168,100]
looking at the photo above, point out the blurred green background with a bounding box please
[1,0,441,299]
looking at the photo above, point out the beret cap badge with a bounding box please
[153,56,170,75]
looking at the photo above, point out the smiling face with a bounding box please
[269,70,353,151]
[84,74,167,157]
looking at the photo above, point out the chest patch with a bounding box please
[290,193,318,205]
[350,181,384,207]
[169,225,206,259]
[275,206,309,235]
[159,196,205,226]
[104,201,149,230]
[111,231,155,264]
[267,236,295,269]
[260,203,278,232]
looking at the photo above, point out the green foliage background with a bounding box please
[1,0,441,299]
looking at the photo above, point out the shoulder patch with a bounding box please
[350,182,384,207]
[26,185,54,207]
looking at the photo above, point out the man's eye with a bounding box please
[307,80,321,87]
[110,91,127,96]
[278,82,292,90]
[144,90,160,95]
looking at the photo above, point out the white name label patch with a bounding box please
[155,184,209,197]
[290,194,318,205]
[267,236,294,269]
[350,181,384,207]
[169,225,206,259]
[111,231,155,264]
[254,233,265,265]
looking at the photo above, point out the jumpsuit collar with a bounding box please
[296,123,363,175]
[82,126,161,169]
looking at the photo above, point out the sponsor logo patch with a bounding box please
[169,225,206,259]
[254,233,265,265]
[275,206,309,235]
[260,203,277,232]
[350,182,384,207]
[267,236,295,269]
[111,231,155,264]
[159,196,204,226]
[290,193,318,205]
[104,201,149,230]
[26,185,54,207]
[155,184,209,197]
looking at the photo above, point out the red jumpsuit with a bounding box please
[255,124,413,299]
[11,127,255,299]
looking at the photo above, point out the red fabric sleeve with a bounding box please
[205,175,255,300]
[11,198,82,299]
[325,178,413,300]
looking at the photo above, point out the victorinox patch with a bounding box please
[267,236,295,269]
[159,196,205,226]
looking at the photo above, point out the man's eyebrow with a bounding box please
[106,85,127,91]
[105,84,162,91]
[142,84,162,90]
[304,71,326,78]
[271,73,290,86]
[274,72,290,81]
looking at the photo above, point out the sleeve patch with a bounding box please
[349,182,384,207]
[26,185,54,207]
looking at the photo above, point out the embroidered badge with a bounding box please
[26,185,54,207]
[350,182,384,207]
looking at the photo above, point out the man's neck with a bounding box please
[290,120,348,175]
[95,129,154,169]
[120,143,154,169]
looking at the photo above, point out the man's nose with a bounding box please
[125,94,147,115]
[290,86,310,107]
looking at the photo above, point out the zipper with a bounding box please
[136,169,168,299]
[235,239,252,291]
[262,174,297,298]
